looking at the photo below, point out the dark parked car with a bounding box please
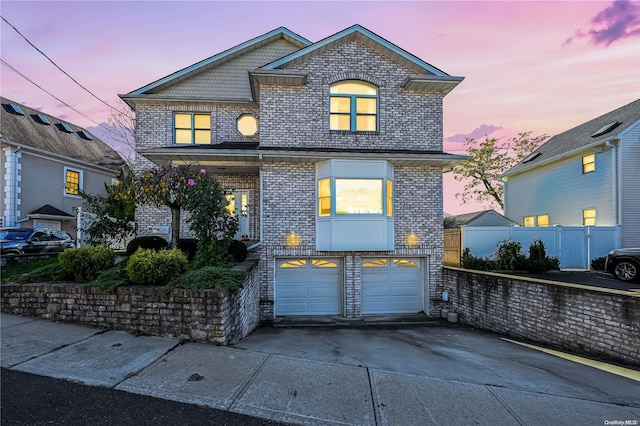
[604,248,640,282]
[0,228,75,255]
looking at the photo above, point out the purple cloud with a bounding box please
[445,124,502,143]
[564,0,640,47]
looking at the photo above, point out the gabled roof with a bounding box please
[122,25,463,104]
[123,27,310,98]
[0,97,124,170]
[263,24,449,75]
[444,210,516,228]
[29,204,74,217]
[504,99,640,177]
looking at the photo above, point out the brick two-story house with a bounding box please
[121,25,465,320]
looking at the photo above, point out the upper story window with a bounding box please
[175,113,210,144]
[537,215,549,227]
[329,81,377,132]
[583,209,596,226]
[236,114,258,136]
[523,216,535,227]
[582,154,595,173]
[64,167,82,197]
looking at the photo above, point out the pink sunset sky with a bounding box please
[1,0,638,215]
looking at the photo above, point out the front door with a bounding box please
[225,191,250,240]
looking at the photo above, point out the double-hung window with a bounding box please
[174,113,211,144]
[64,167,82,196]
[329,81,378,132]
[582,154,595,173]
[583,209,596,226]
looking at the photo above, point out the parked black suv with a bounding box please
[604,248,640,282]
[0,228,75,255]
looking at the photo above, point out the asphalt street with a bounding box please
[1,368,288,426]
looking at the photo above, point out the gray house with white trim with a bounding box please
[121,25,465,319]
[1,98,123,238]
[503,99,640,248]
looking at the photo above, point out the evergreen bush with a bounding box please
[126,236,168,255]
[227,240,248,263]
[126,248,187,285]
[177,238,198,261]
[165,266,245,292]
[59,245,117,283]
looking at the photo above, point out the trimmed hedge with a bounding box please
[59,245,116,283]
[227,240,248,263]
[126,248,187,285]
[126,236,168,256]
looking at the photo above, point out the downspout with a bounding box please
[246,152,263,251]
[606,140,618,225]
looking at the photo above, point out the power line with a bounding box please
[1,58,122,137]
[1,15,126,115]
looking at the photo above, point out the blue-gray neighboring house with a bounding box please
[502,99,640,248]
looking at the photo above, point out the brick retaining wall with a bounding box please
[0,260,261,345]
[442,267,640,366]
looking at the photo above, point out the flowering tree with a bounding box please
[136,164,237,254]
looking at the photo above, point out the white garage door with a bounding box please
[362,258,423,314]
[276,258,342,316]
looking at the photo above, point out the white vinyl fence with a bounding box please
[461,225,621,270]
[76,207,135,250]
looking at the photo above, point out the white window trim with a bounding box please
[63,166,83,198]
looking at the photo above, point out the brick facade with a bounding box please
[259,40,444,151]
[131,28,453,321]
[441,268,640,366]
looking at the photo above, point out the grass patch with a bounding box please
[1,257,61,284]
[87,261,130,291]
[164,266,245,293]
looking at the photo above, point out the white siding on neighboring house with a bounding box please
[504,147,614,226]
[619,121,640,247]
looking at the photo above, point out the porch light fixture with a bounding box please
[405,232,419,247]
[285,231,301,247]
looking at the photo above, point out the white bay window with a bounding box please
[316,160,394,251]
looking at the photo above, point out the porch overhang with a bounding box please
[138,146,469,171]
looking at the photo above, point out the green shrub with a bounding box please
[496,240,527,271]
[165,266,245,292]
[462,248,486,270]
[88,261,129,291]
[227,240,248,263]
[126,236,168,256]
[525,239,560,272]
[126,248,187,285]
[59,245,116,283]
[177,238,198,261]
[591,256,606,271]
[17,263,71,284]
[192,240,230,269]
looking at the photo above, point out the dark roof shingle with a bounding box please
[505,99,640,176]
[0,97,124,169]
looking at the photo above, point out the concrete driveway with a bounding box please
[235,325,640,406]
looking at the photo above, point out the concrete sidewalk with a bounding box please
[1,313,639,426]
